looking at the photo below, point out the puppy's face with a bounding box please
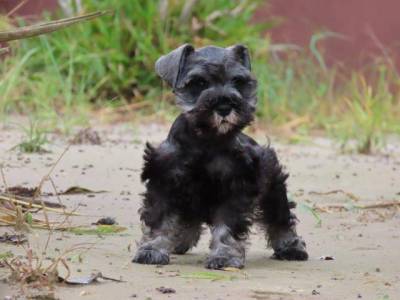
[156,45,257,135]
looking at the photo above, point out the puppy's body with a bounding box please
[141,115,259,231]
[133,45,308,269]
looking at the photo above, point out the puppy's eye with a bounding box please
[189,78,208,88]
[231,76,249,89]
[186,77,209,94]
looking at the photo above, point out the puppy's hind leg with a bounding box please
[258,147,308,261]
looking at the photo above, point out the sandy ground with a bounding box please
[0,122,399,300]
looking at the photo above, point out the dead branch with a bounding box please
[314,201,400,212]
[0,11,110,43]
[309,189,360,202]
[179,0,199,24]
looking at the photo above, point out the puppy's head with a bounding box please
[156,44,257,135]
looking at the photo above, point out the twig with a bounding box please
[0,11,110,43]
[0,47,10,55]
[366,26,398,76]
[314,201,400,212]
[356,201,400,209]
[281,115,310,132]
[0,165,10,194]
[0,195,78,215]
[309,189,360,202]
[96,101,151,115]
[6,0,30,17]
[0,165,17,213]
[32,144,71,200]
[158,0,169,21]
[0,193,64,208]
[179,0,199,24]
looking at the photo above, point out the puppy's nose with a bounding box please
[216,104,232,117]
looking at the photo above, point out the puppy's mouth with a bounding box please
[212,110,239,134]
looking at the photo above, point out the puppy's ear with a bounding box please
[227,44,251,71]
[155,44,195,88]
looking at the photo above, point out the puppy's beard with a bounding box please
[212,111,239,134]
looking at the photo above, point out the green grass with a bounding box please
[255,40,400,153]
[328,72,400,153]
[0,0,399,152]
[13,120,49,153]
[181,271,237,281]
[299,203,322,227]
[68,225,127,235]
[0,251,14,260]
[0,1,266,110]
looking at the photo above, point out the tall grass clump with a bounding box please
[0,1,399,152]
[327,64,400,153]
[0,0,269,123]
[254,32,400,152]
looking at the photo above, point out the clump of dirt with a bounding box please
[93,217,116,225]
[70,128,102,145]
[156,286,176,294]
[0,232,27,245]
[4,248,61,295]
[6,186,39,197]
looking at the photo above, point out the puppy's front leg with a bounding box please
[206,224,246,270]
[133,214,201,265]
[258,147,308,261]
[132,215,176,265]
[206,204,250,270]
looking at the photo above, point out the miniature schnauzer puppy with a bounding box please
[133,44,308,269]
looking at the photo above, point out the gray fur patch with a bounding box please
[206,224,245,269]
[133,215,202,264]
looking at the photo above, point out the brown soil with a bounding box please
[0,123,399,300]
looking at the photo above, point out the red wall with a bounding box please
[254,0,400,68]
[2,0,399,68]
[0,0,58,17]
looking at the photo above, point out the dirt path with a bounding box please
[1,123,399,300]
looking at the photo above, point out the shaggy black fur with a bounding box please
[133,44,308,269]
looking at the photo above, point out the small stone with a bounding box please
[312,290,320,295]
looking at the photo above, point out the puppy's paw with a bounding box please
[272,237,308,261]
[205,256,244,270]
[132,248,170,265]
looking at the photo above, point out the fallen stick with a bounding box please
[314,201,400,212]
[0,194,79,215]
[0,193,65,208]
[309,189,360,202]
[0,11,110,43]
[355,201,400,209]
[0,47,9,55]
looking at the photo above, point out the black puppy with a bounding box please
[133,44,308,269]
